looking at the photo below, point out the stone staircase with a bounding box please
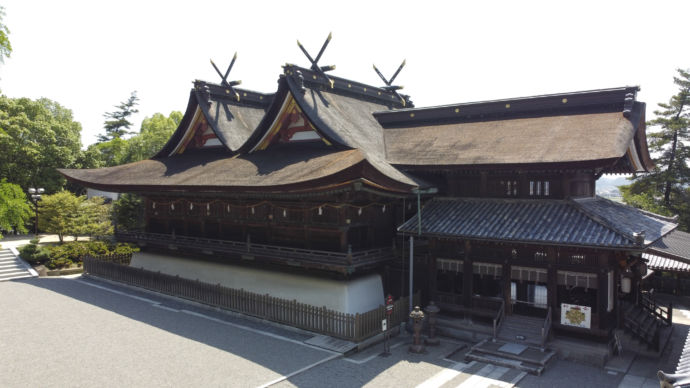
[465,338,556,376]
[621,299,672,354]
[0,248,36,281]
[498,315,547,347]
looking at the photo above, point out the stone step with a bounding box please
[0,273,33,281]
[0,265,23,271]
[0,270,31,280]
[0,266,26,274]
[465,349,545,376]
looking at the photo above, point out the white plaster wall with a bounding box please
[130,252,384,314]
[86,188,120,201]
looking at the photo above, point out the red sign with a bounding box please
[386,295,394,316]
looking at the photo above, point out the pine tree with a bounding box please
[621,69,690,231]
[0,6,12,63]
[98,91,139,142]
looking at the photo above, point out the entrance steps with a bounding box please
[0,248,36,281]
[464,338,556,376]
[435,314,493,342]
[498,315,546,347]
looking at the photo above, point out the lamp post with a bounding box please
[28,187,44,236]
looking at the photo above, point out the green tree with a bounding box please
[0,179,31,238]
[112,193,144,231]
[86,110,181,167]
[0,95,83,193]
[621,69,690,231]
[86,137,130,167]
[38,191,82,243]
[98,91,139,142]
[122,111,182,163]
[73,197,113,240]
[0,6,12,63]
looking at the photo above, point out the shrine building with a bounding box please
[60,39,686,353]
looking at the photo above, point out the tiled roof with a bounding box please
[644,253,690,273]
[574,197,677,245]
[648,230,690,262]
[398,196,676,249]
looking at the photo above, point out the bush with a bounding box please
[29,238,40,245]
[111,243,139,256]
[18,243,51,264]
[45,258,73,270]
[21,240,139,270]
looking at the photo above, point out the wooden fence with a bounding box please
[83,254,418,342]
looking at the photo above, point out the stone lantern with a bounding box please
[425,301,440,346]
[409,306,426,353]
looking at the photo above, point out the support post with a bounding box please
[409,235,414,314]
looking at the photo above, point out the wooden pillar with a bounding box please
[428,240,438,302]
[427,250,436,301]
[339,230,348,252]
[503,259,512,314]
[518,173,529,199]
[480,172,488,197]
[547,265,558,313]
[562,174,571,198]
[462,240,473,308]
[598,269,608,330]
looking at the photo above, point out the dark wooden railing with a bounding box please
[116,231,395,274]
[640,292,673,326]
[83,254,418,342]
[541,306,552,351]
[493,298,505,342]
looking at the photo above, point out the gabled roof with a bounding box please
[398,196,676,249]
[155,82,272,157]
[62,63,653,195]
[378,87,653,172]
[648,230,690,262]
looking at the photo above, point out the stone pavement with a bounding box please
[0,275,333,387]
[2,273,689,387]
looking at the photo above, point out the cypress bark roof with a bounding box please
[61,65,653,194]
[60,146,417,194]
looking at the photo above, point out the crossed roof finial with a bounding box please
[210,52,242,101]
[297,32,336,88]
[373,59,407,106]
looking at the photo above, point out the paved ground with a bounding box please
[0,233,65,249]
[0,276,332,387]
[2,273,689,387]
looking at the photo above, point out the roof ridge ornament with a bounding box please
[210,52,242,101]
[373,60,408,107]
[296,32,336,88]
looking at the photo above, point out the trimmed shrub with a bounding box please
[18,243,50,264]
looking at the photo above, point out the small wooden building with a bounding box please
[61,57,677,347]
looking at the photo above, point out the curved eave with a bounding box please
[631,103,654,172]
[153,91,199,159]
[58,152,416,196]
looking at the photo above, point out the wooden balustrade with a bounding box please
[116,231,394,274]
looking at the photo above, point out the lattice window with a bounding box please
[529,180,551,197]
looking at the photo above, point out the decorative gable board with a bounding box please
[170,107,222,155]
[251,94,331,152]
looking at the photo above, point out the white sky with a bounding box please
[1,1,689,147]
